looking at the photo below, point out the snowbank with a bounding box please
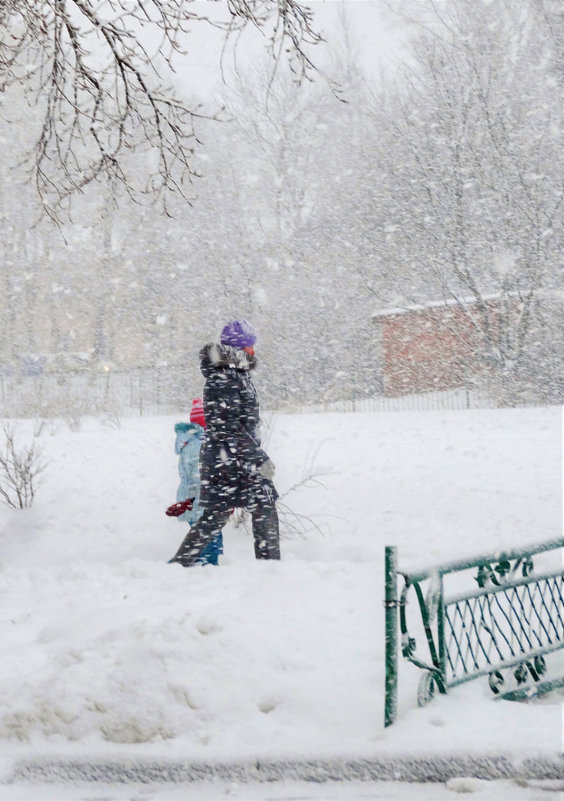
[0,407,562,771]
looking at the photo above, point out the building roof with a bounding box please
[371,291,522,320]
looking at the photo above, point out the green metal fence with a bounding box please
[384,539,564,726]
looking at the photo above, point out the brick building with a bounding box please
[372,295,513,397]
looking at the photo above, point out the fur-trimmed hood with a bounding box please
[199,342,257,375]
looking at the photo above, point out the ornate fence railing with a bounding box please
[384,539,564,726]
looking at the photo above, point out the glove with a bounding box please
[165,498,194,517]
[257,459,275,480]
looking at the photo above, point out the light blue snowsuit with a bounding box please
[175,421,224,565]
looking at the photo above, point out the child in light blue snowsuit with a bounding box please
[175,399,224,565]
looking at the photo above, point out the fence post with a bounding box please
[437,575,446,679]
[384,545,398,727]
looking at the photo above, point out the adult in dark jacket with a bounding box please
[169,320,280,567]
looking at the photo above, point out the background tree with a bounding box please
[1,1,562,412]
[368,0,564,402]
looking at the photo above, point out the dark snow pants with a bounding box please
[169,502,280,567]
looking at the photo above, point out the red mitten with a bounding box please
[165,498,194,517]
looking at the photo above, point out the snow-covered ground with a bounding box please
[1,775,563,801]
[0,406,562,800]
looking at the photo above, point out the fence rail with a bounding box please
[384,539,564,726]
[282,387,498,414]
[0,370,501,418]
[0,369,190,419]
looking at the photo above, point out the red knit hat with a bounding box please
[190,398,206,429]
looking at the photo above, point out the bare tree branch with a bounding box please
[0,0,322,217]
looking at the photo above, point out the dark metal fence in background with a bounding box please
[0,369,502,418]
[283,387,498,413]
[0,368,191,419]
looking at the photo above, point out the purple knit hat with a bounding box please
[220,320,257,349]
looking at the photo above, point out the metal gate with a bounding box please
[384,539,564,726]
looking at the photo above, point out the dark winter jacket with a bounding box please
[198,342,277,511]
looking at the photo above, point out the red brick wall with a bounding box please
[381,306,486,396]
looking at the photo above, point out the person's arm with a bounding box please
[204,372,241,436]
[182,440,200,499]
[204,374,268,466]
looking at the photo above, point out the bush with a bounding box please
[0,422,48,509]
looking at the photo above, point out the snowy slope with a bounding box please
[0,407,562,774]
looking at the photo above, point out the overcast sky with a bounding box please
[171,0,407,99]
